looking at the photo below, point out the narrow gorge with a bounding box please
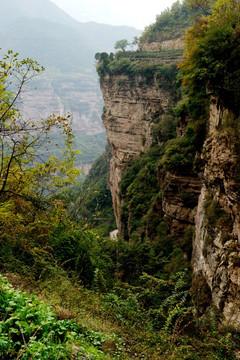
[96,1,240,327]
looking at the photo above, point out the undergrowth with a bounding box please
[0,275,119,360]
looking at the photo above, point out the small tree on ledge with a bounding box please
[114,39,129,52]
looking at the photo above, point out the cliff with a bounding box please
[100,69,240,327]
[96,0,240,328]
[139,38,184,52]
[100,74,172,229]
[192,96,240,326]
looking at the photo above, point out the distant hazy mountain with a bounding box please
[0,17,99,73]
[0,0,142,54]
[0,0,80,28]
[0,0,142,168]
[77,21,142,52]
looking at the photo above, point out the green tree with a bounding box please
[0,50,82,249]
[186,0,214,15]
[0,50,81,204]
[180,0,240,112]
[114,39,129,51]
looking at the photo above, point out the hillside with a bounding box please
[0,18,98,73]
[0,0,142,54]
[139,0,199,51]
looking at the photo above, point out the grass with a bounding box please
[2,270,239,360]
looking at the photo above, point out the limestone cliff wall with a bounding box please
[100,75,171,230]
[193,96,240,327]
[100,62,240,328]
[161,172,202,237]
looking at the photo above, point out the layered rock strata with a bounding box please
[100,64,240,328]
[100,75,171,230]
[192,95,240,327]
[162,172,202,237]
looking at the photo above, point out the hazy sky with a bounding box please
[50,0,176,30]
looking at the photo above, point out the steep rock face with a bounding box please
[100,75,171,230]
[162,172,202,237]
[101,72,240,327]
[193,95,240,327]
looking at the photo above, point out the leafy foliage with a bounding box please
[161,119,206,172]
[95,51,178,89]
[139,0,198,43]
[67,144,116,234]
[180,0,240,114]
[0,50,80,205]
[114,39,129,51]
[120,145,164,240]
[1,1,240,358]
[0,275,116,359]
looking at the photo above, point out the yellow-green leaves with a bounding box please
[180,0,240,113]
[0,50,82,244]
[0,51,81,203]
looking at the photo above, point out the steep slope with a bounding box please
[101,77,170,230]
[139,0,197,51]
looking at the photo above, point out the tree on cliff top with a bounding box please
[114,39,129,51]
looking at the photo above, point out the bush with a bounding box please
[51,227,115,289]
[161,120,206,172]
[139,0,198,43]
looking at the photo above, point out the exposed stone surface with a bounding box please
[162,172,201,224]
[100,75,171,230]
[140,38,184,51]
[193,96,240,327]
[100,56,240,328]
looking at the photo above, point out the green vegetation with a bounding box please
[67,144,116,235]
[115,48,183,59]
[1,0,240,358]
[95,51,179,91]
[114,39,129,51]
[139,0,198,43]
[118,144,194,284]
[161,119,206,172]
[0,51,80,204]
[180,0,240,114]
[0,275,118,359]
